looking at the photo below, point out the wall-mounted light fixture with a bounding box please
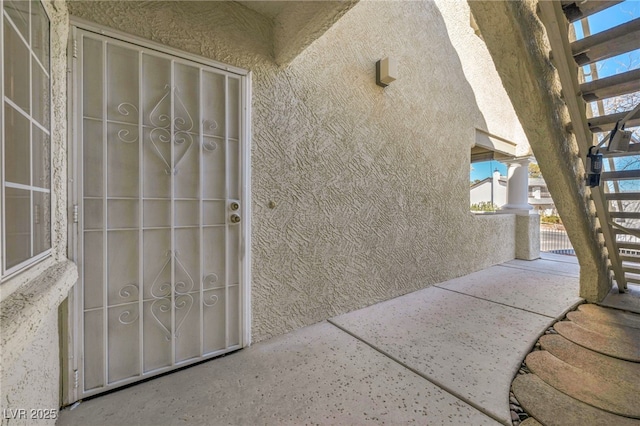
[608,123,632,153]
[598,103,639,153]
[586,146,603,188]
[376,57,397,88]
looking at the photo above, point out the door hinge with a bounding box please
[73,369,79,389]
[72,204,79,223]
[72,36,78,59]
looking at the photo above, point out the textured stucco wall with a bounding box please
[0,0,76,421]
[68,0,525,342]
[71,1,275,67]
[434,0,530,156]
[516,214,541,260]
[1,310,60,426]
[272,1,358,65]
[468,0,610,301]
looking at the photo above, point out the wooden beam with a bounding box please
[610,221,640,239]
[606,192,640,200]
[617,241,640,249]
[610,211,640,219]
[623,266,640,275]
[589,110,640,133]
[601,170,640,181]
[572,18,640,66]
[614,228,640,235]
[581,68,640,102]
[625,276,640,284]
[601,144,640,158]
[561,0,624,23]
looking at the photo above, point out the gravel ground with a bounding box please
[509,325,559,425]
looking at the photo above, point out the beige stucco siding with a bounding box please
[67,0,527,342]
[0,0,532,414]
[435,0,529,156]
[2,310,60,424]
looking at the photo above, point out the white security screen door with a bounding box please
[71,26,250,399]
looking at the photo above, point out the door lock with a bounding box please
[230,202,240,211]
[230,214,241,223]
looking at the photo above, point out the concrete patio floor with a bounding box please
[58,253,585,426]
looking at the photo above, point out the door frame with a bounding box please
[63,18,252,405]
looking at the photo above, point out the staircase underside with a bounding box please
[539,0,640,294]
[469,0,640,301]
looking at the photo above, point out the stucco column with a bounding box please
[499,157,540,261]
[501,157,533,214]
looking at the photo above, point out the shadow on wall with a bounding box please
[248,1,523,341]
[68,0,522,341]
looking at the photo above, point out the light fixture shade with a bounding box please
[608,128,632,153]
[376,57,397,87]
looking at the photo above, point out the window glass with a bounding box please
[32,191,50,256]
[3,15,30,112]
[4,103,30,185]
[31,1,49,71]
[32,60,50,127]
[5,187,31,269]
[2,0,28,40]
[32,124,50,188]
[2,0,51,275]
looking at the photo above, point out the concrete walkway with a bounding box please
[57,253,582,426]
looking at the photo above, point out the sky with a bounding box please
[577,0,640,192]
[574,0,640,80]
[470,160,507,182]
[470,1,639,183]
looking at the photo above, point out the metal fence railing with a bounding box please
[540,223,575,255]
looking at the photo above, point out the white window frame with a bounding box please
[1,0,53,280]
